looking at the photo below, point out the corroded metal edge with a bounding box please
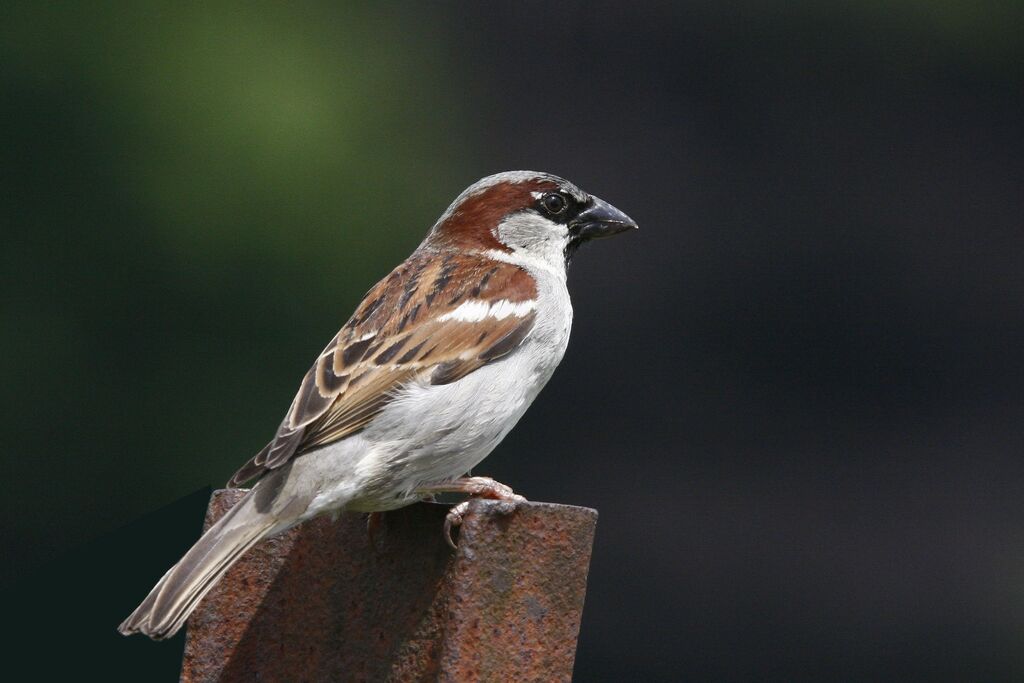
[180,490,597,682]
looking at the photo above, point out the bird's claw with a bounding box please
[444,501,471,550]
[416,476,527,549]
[443,491,526,549]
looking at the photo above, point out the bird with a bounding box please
[118,170,636,640]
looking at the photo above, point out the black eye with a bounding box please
[541,192,567,215]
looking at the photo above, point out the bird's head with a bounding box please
[426,171,637,269]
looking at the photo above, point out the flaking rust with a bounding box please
[180,490,597,682]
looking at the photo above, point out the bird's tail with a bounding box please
[118,490,279,640]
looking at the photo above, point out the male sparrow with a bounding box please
[119,170,636,639]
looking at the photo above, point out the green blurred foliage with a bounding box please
[1,1,471,579]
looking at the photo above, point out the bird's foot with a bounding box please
[417,476,526,549]
[366,511,386,549]
[443,501,472,549]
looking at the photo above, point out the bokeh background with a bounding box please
[3,1,1023,680]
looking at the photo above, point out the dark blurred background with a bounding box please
[3,1,1023,680]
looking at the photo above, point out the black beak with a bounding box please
[569,195,638,242]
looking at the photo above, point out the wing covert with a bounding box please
[227,252,538,487]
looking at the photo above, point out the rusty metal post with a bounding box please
[179,489,597,682]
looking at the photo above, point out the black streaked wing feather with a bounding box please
[429,311,536,385]
[227,253,538,487]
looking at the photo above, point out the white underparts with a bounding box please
[483,247,567,282]
[437,298,537,323]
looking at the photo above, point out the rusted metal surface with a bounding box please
[180,489,597,682]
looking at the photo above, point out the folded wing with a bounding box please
[228,251,538,487]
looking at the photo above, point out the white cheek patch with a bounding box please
[438,298,537,323]
[499,211,567,239]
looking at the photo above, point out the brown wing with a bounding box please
[228,251,538,487]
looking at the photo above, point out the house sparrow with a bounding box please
[118,170,636,640]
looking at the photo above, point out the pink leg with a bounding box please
[416,477,527,549]
[366,511,385,547]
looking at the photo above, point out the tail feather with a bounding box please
[118,493,278,640]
